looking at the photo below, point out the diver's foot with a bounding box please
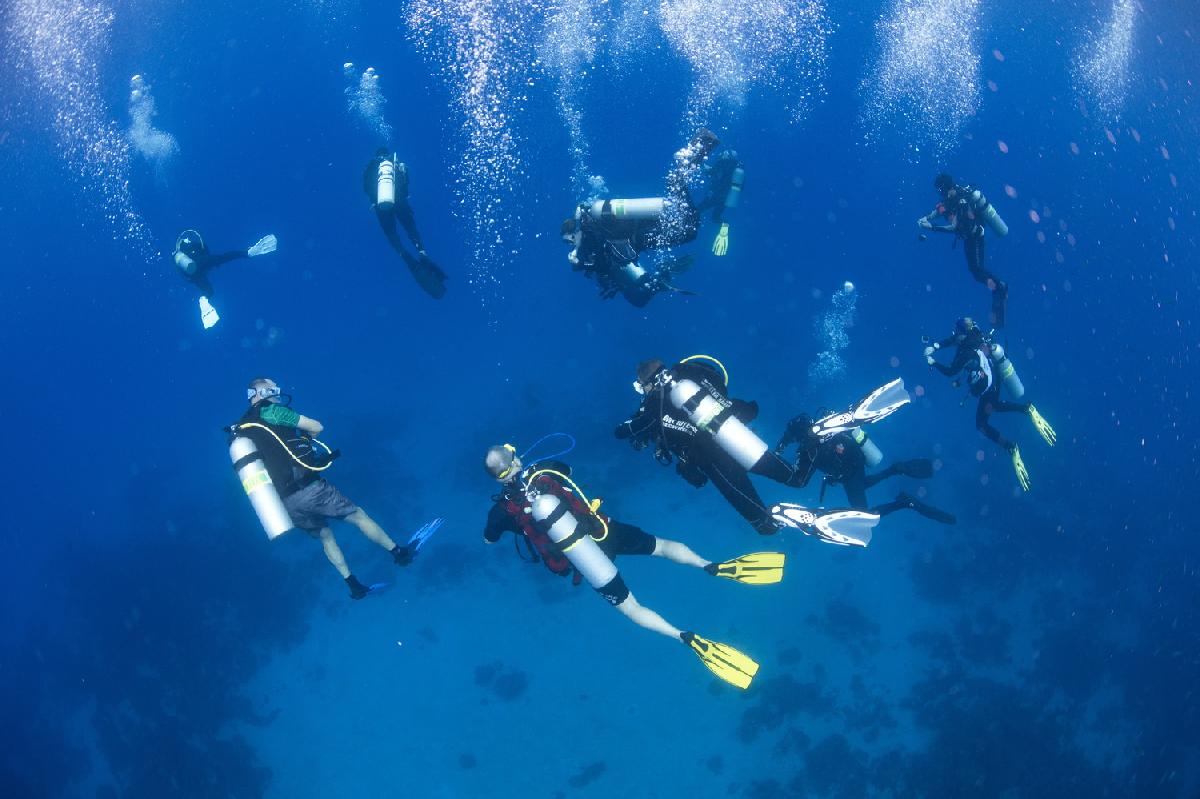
[675,128,721,167]
[391,544,415,567]
[752,516,783,536]
[346,574,371,600]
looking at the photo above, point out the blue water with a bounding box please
[1,1,1196,796]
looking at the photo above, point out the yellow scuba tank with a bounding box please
[229,435,294,539]
[529,493,619,591]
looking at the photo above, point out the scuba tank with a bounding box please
[173,229,204,275]
[376,156,396,210]
[228,435,293,539]
[989,343,1024,399]
[174,251,197,275]
[968,187,1008,237]
[667,377,768,470]
[529,493,618,591]
[851,428,883,467]
[589,197,665,222]
[725,167,745,209]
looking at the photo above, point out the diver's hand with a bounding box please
[923,344,938,365]
[917,217,932,230]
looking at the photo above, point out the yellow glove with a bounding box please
[589,498,603,513]
[712,222,729,256]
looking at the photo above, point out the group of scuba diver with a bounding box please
[173,149,446,328]
[214,128,1056,691]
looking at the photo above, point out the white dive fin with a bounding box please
[812,378,911,439]
[199,296,220,329]
[770,503,878,548]
[247,234,277,257]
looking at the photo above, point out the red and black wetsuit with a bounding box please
[483,461,657,580]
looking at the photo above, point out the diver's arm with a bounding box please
[615,405,655,440]
[297,416,324,436]
[483,504,516,543]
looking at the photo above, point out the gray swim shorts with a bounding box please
[284,479,359,532]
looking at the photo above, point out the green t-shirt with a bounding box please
[258,404,301,428]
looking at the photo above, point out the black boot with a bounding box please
[345,574,371,600]
[391,544,414,567]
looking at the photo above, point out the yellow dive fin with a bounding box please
[1011,444,1031,491]
[1028,405,1056,446]
[682,632,759,689]
[712,222,729,256]
[705,552,785,585]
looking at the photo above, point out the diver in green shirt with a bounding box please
[235,378,417,599]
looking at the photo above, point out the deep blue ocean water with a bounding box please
[1,1,1197,796]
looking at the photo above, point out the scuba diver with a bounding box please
[363,148,447,299]
[227,377,425,599]
[172,229,277,329]
[695,149,745,256]
[924,317,1057,491]
[614,355,885,547]
[560,128,720,307]
[775,413,955,525]
[917,173,1010,327]
[483,443,777,689]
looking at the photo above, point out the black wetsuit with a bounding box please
[363,156,447,299]
[176,244,247,297]
[931,330,1030,451]
[695,152,741,224]
[616,361,798,534]
[573,165,700,307]
[926,184,1008,326]
[776,421,952,523]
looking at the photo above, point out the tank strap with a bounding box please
[231,452,260,472]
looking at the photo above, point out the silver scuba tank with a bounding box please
[668,377,768,470]
[970,189,1008,237]
[529,493,619,591]
[725,167,745,209]
[376,158,396,210]
[989,343,1024,399]
[229,435,294,539]
[174,251,197,275]
[851,428,883,467]
[589,197,665,222]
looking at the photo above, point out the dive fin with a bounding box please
[770,502,878,547]
[812,379,911,438]
[199,296,219,329]
[1011,445,1030,491]
[407,517,444,553]
[705,552,785,585]
[247,234,277,257]
[681,631,759,689]
[891,458,933,479]
[712,222,729,256]
[408,254,447,299]
[1028,405,1056,446]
